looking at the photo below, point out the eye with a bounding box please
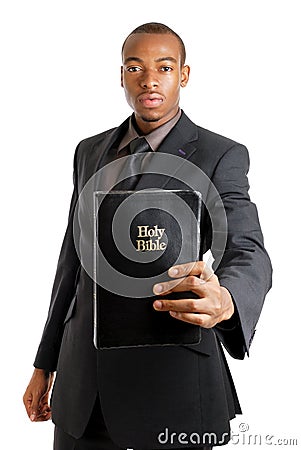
[160,66,173,72]
[127,66,142,73]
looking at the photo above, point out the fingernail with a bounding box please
[30,414,35,421]
[199,278,206,284]
[153,284,163,294]
[154,300,162,310]
[169,267,179,277]
[170,311,178,317]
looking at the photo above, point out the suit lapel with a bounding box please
[135,112,199,191]
[95,118,129,172]
[85,112,199,192]
[82,118,128,183]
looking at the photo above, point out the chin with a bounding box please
[139,112,163,123]
[141,116,161,123]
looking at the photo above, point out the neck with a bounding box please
[134,108,180,135]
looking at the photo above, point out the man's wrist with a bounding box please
[215,286,240,331]
[34,368,54,378]
[220,286,235,321]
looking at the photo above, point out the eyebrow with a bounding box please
[155,56,178,63]
[123,56,178,64]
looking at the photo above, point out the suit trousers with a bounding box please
[53,395,213,450]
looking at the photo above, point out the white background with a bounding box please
[1,0,300,448]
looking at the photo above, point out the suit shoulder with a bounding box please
[182,114,249,174]
[193,124,250,171]
[72,127,117,167]
[77,127,117,151]
[196,124,245,152]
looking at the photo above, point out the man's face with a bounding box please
[121,33,190,134]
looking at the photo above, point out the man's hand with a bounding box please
[23,368,54,422]
[152,261,234,328]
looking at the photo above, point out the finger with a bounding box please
[36,406,52,421]
[153,274,212,296]
[153,276,190,295]
[169,311,217,328]
[153,297,216,315]
[168,261,214,282]
[23,392,33,418]
[29,395,41,422]
[154,297,201,312]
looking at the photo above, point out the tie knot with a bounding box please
[129,137,151,155]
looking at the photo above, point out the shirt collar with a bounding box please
[117,109,182,153]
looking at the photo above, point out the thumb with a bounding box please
[30,394,40,422]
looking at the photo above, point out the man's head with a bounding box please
[122,23,187,67]
[121,22,190,134]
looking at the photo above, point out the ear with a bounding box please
[121,66,124,88]
[180,65,190,88]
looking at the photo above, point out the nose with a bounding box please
[139,70,158,89]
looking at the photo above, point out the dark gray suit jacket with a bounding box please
[34,112,272,449]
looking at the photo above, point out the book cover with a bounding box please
[93,189,202,349]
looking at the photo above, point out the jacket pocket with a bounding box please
[181,328,215,356]
[64,295,77,325]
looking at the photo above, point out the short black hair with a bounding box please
[122,22,186,66]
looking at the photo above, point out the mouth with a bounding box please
[138,93,164,108]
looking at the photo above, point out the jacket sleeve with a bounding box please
[210,144,272,359]
[33,143,81,372]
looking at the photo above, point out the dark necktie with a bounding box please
[114,137,152,190]
[129,136,151,155]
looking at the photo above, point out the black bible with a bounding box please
[93,189,202,349]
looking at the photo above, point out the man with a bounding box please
[23,23,272,450]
